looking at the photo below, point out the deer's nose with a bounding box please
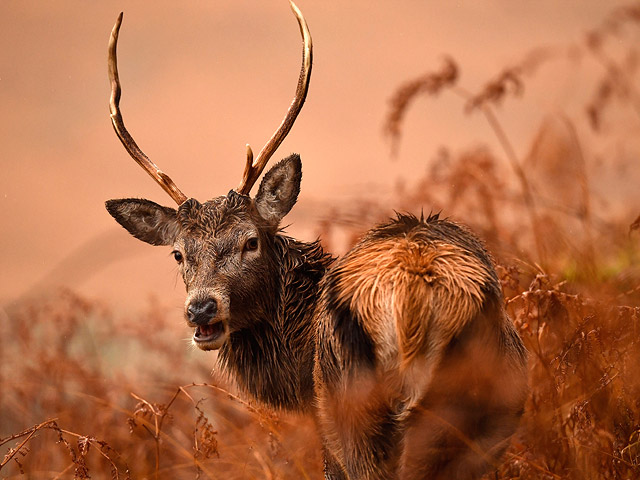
[187,298,218,325]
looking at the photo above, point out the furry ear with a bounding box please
[105,198,179,246]
[254,154,302,227]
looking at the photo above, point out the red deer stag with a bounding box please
[105,3,528,479]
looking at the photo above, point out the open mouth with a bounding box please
[193,321,226,349]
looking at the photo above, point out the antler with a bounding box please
[236,0,313,195]
[108,12,188,205]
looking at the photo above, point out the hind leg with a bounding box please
[316,372,403,480]
[398,400,522,480]
[322,447,347,480]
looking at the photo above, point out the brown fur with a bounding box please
[327,234,493,369]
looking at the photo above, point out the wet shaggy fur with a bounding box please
[218,234,332,410]
[106,156,528,480]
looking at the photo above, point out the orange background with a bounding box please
[0,1,633,312]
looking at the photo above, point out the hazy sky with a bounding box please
[0,1,635,312]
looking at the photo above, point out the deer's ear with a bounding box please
[105,198,179,246]
[254,154,302,227]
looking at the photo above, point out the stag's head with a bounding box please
[105,2,312,351]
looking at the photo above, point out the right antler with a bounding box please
[108,12,188,205]
[236,0,313,196]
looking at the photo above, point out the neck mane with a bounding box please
[217,235,333,411]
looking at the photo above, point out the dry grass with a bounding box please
[0,291,323,478]
[2,3,640,479]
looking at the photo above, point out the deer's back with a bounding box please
[317,213,510,373]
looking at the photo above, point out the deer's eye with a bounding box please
[172,250,184,263]
[244,237,259,252]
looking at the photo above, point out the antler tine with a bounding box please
[236,0,313,196]
[109,13,188,205]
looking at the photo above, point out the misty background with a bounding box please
[1,1,635,312]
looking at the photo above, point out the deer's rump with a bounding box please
[313,214,528,480]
